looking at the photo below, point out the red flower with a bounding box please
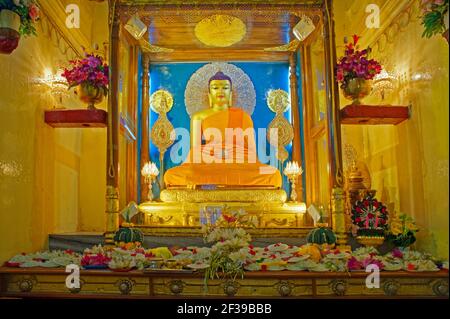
[29,4,40,22]
[407,263,416,271]
[261,265,268,272]
[249,250,256,256]
[352,34,360,45]
[222,214,237,223]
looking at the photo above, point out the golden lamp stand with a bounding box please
[141,161,159,201]
[283,161,303,202]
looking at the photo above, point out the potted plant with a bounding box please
[420,0,449,43]
[62,52,109,110]
[336,35,382,104]
[386,212,418,248]
[0,0,40,54]
[351,193,388,247]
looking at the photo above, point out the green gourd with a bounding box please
[113,201,144,244]
[114,227,144,244]
[307,212,337,245]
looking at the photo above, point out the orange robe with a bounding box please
[164,107,282,188]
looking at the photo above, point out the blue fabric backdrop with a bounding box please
[140,61,301,197]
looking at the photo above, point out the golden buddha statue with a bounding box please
[164,71,282,188]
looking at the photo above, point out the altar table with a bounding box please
[0,267,447,299]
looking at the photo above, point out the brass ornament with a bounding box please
[17,278,34,293]
[276,281,294,297]
[169,280,185,294]
[116,279,134,295]
[184,62,256,116]
[264,39,300,52]
[266,89,293,162]
[194,14,246,47]
[383,279,400,296]
[223,280,240,296]
[267,89,290,113]
[138,38,174,53]
[150,89,174,114]
[330,279,347,296]
[432,279,449,296]
[150,90,175,188]
[151,115,175,153]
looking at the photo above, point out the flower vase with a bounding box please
[77,83,105,110]
[0,10,21,55]
[342,78,372,105]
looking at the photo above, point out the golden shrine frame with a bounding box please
[106,0,344,241]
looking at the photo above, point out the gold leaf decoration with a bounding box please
[194,14,246,47]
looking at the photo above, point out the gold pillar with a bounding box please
[140,54,150,202]
[323,0,344,190]
[105,2,120,246]
[323,0,347,246]
[331,187,350,250]
[289,52,303,199]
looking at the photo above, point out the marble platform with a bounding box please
[48,232,393,254]
[48,232,310,253]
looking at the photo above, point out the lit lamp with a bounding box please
[293,15,315,41]
[124,14,147,40]
[372,69,396,100]
[283,161,303,202]
[50,72,70,109]
[141,162,159,201]
[37,69,69,108]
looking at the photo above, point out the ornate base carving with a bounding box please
[139,200,308,233]
[1,268,447,298]
[160,189,287,203]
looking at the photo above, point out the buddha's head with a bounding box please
[208,71,232,109]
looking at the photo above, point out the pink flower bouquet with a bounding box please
[336,35,382,87]
[62,52,109,96]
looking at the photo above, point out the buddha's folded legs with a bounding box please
[164,162,282,188]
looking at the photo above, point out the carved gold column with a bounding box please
[323,0,344,190]
[331,187,350,250]
[289,52,303,198]
[105,1,120,246]
[140,54,150,202]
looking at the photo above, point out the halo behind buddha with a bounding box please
[184,62,256,117]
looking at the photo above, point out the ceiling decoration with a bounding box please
[138,38,174,53]
[264,39,300,52]
[194,15,247,47]
[112,0,325,61]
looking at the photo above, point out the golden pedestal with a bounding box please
[138,189,311,237]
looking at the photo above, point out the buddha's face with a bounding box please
[209,80,232,108]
